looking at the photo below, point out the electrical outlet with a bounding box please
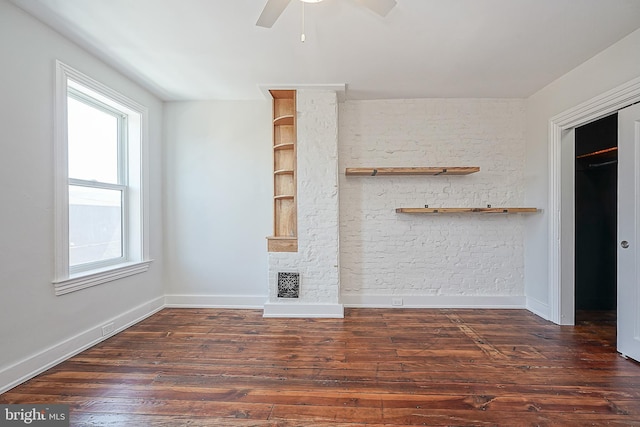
[392,297,403,307]
[101,322,115,337]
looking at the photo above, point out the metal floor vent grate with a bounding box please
[277,272,300,298]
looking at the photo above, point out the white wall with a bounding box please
[0,0,165,392]
[524,28,640,318]
[339,99,527,307]
[163,101,272,307]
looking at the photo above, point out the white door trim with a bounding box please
[548,76,640,324]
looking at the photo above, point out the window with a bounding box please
[68,89,126,270]
[53,61,151,295]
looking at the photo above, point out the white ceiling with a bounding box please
[11,0,640,101]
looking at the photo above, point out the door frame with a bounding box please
[549,76,640,325]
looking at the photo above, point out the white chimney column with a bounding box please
[264,89,343,317]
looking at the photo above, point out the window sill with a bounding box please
[53,260,153,296]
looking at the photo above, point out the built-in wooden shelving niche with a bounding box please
[345,167,479,176]
[267,90,298,253]
[396,207,538,214]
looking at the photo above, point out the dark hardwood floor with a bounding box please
[2,308,640,426]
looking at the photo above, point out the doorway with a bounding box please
[574,114,618,324]
[551,77,640,329]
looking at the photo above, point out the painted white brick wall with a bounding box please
[339,99,527,301]
[267,90,340,305]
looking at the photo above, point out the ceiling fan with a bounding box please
[256,0,397,28]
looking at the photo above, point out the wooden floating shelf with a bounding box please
[345,167,480,176]
[274,195,295,200]
[273,115,294,126]
[273,143,294,150]
[396,207,539,214]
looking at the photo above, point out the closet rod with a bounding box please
[588,160,618,168]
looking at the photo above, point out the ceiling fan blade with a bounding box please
[256,0,292,28]
[354,0,397,17]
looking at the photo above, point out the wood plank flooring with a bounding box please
[2,308,640,426]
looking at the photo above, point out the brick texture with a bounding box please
[339,99,527,299]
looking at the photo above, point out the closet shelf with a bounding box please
[345,167,479,176]
[576,147,617,159]
[396,207,539,214]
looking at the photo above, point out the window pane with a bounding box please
[67,96,119,183]
[69,185,122,267]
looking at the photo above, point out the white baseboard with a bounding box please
[341,294,526,309]
[164,294,267,309]
[263,303,344,318]
[526,296,551,321]
[0,296,165,395]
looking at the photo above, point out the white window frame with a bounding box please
[68,88,129,272]
[53,61,152,295]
